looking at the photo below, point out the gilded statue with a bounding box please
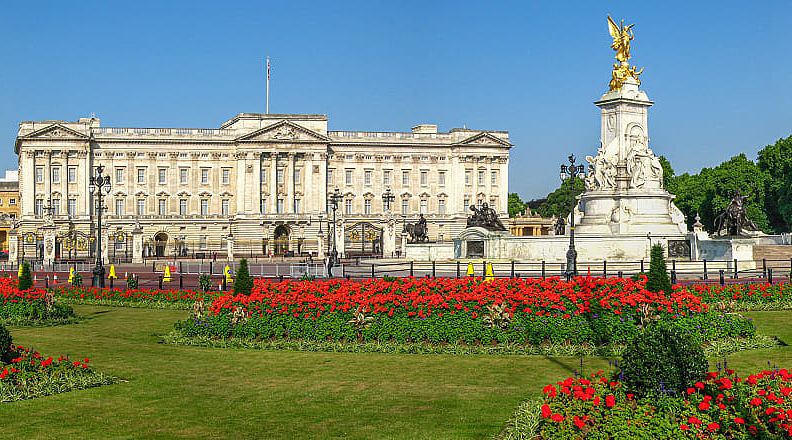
[607,16,643,91]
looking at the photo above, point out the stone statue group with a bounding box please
[585,138,663,191]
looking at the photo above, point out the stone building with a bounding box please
[0,170,19,252]
[13,113,510,262]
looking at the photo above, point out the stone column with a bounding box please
[8,229,18,265]
[286,152,295,213]
[316,232,325,259]
[336,219,345,258]
[226,234,234,261]
[400,232,408,259]
[42,225,56,266]
[304,154,313,213]
[270,152,278,213]
[102,231,110,265]
[383,217,396,258]
[132,224,143,264]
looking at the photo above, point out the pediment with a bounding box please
[236,120,330,143]
[22,124,89,140]
[456,132,511,147]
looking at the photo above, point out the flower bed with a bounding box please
[1,345,117,402]
[684,283,792,310]
[53,286,216,310]
[173,277,756,348]
[505,368,792,439]
[0,278,74,325]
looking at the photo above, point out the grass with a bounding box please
[3,306,791,439]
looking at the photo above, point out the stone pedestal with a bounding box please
[132,226,143,264]
[226,235,234,261]
[316,233,325,259]
[335,220,345,258]
[42,226,56,266]
[400,233,408,258]
[383,217,396,258]
[102,232,110,265]
[8,229,18,265]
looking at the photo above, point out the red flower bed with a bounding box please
[538,368,792,438]
[0,277,50,304]
[53,286,216,307]
[683,283,792,308]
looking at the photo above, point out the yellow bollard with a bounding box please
[108,264,117,280]
[485,262,495,282]
[163,265,172,283]
[68,267,75,284]
[224,265,233,283]
[466,262,475,277]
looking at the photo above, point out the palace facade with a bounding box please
[14,113,510,261]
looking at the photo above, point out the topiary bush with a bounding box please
[0,322,14,363]
[618,324,708,397]
[645,244,672,294]
[18,262,32,291]
[232,258,253,295]
[71,271,83,287]
[198,273,212,292]
[126,273,139,289]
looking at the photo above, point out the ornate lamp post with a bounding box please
[327,188,343,276]
[89,165,112,287]
[560,154,585,280]
[381,187,395,213]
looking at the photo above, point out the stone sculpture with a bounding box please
[466,203,506,231]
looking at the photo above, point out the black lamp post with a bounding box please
[327,188,343,276]
[382,187,395,213]
[560,154,585,280]
[89,165,112,287]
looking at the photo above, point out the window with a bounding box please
[327,169,334,185]
[420,199,428,214]
[115,168,125,184]
[402,170,410,185]
[222,168,231,184]
[364,170,372,185]
[115,199,125,216]
[67,198,77,217]
[158,168,167,184]
[491,171,498,185]
[438,199,446,215]
[277,169,284,185]
[420,171,428,186]
[401,199,409,215]
[277,198,284,213]
[294,168,301,183]
[179,168,188,184]
[200,199,209,216]
[9,198,16,205]
[478,170,485,186]
[465,170,472,185]
[383,170,391,185]
[137,168,146,184]
[260,198,267,214]
[463,198,470,212]
[221,199,229,216]
[68,167,77,183]
[137,199,146,216]
[201,169,209,184]
[345,169,353,185]
[344,199,353,215]
[35,167,44,183]
[294,198,301,213]
[34,199,44,216]
[51,167,60,183]
[438,171,446,186]
[158,199,166,216]
[51,198,60,216]
[364,199,371,214]
[199,236,208,250]
[179,199,187,216]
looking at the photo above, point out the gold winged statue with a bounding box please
[607,16,643,91]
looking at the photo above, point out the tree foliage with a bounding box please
[233,258,254,295]
[507,193,526,217]
[18,262,32,291]
[757,135,792,232]
[658,155,674,190]
[645,244,672,295]
[536,178,585,219]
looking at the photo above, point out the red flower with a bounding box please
[707,422,720,432]
[605,395,616,408]
[550,413,564,423]
[698,401,710,411]
[573,416,586,429]
[734,417,745,424]
[680,424,689,431]
[688,416,702,425]
[543,385,557,397]
[541,404,551,418]
[750,397,763,406]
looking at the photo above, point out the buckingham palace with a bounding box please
[12,112,510,262]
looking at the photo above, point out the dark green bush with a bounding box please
[18,262,32,291]
[233,259,253,295]
[0,322,14,363]
[619,324,707,397]
[645,244,672,294]
[126,274,139,289]
[198,274,212,292]
[71,271,83,287]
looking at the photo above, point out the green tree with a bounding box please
[757,134,792,232]
[645,244,672,295]
[507,193,526,217]
[233,258,254,295]
[18,262,32,291]
[536,178,585,219]
[658,155,674,190]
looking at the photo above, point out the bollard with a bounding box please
[672,260,676,277]
[671,270,677,285]
[179,274,183,289]
[110,277,114,289]
[719,269,725,286]
[603,260,607,278]
[210,261,213,275]
[640,259,644,273]
[180,261,183,274]
[768,268,774,284]
[45,275,49,289]
[158,275,163,290]
[371,264,375,279]
[456,261,460,279]
[510,261,515,279]
[763,258,767,278]
[432,261,436,278]
[482,261,487,278]
[733,259,739,279]
[222,276,227,291]
[541,260,546,279]
[409,261,414,277]
[703,259,708,281]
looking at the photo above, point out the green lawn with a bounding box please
[3,306,790,439]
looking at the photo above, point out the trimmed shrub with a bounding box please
[198,273,212,292]
[645,244,672,294]
[18,262,33,291]
[0,322,13,363]
[126,274,139,289]
[619,324,707,397]
[233,259,253,295]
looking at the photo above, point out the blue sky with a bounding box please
[1,1,790,200]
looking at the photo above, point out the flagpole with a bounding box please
[266,56,270,114]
